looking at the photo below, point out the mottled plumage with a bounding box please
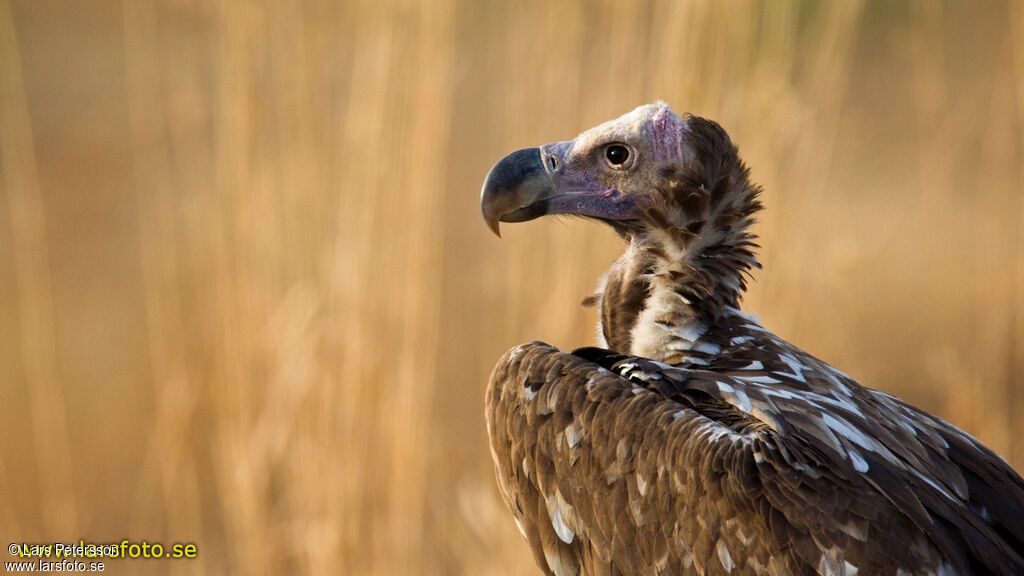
[480,103,1024,575]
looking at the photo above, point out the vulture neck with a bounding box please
[598,225,756,363]
[595,116,762,362]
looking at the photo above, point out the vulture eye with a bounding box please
[604,144,631,169]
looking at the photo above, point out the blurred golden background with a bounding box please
[2,0,1023,573]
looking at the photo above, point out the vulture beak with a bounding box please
[480,147,555,237]
[481,140,638,236]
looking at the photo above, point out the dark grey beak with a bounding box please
[480,147,555,237]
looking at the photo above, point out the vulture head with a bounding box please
[481,103,762,359]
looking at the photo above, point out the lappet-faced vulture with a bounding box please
[480,103,1024,576]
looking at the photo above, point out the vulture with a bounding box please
[479,102,1024,576]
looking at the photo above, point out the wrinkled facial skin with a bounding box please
[481,102,694,236]
[535,139,645,224]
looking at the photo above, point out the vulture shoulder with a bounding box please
[485,318,1024,576]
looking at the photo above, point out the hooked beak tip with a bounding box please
[480,147,549,238]
[486,217,502,238]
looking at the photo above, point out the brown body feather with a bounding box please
[487,320,1024,575]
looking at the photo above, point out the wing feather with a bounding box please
[487,336,1024,575]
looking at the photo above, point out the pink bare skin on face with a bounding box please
[648,102,687,162]
[481,102,699,234]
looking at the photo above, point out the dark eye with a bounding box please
[604,144,631,168]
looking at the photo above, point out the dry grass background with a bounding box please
[1,0,1023,574]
